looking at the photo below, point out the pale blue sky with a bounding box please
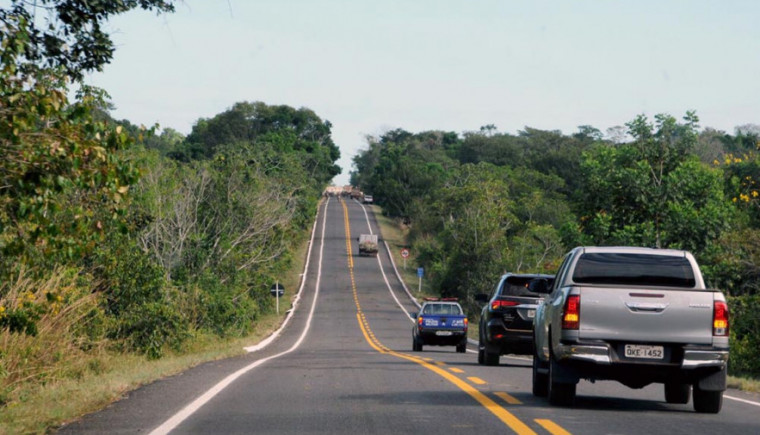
[85,0,760,185]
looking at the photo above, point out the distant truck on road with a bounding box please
[358,234,378,256]
[350,188,363,200]
[531,246,729,413]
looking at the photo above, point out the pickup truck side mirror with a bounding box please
[474,293,489,303]
[528,278,552,294]
[409,312,418,319]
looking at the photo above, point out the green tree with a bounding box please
[181,101,340,184]
[0,0,175,81]
[577,112,731,252]
[351,129,458,217]
[0,20,140,271]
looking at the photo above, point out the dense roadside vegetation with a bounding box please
[1,1,757,431]
[352,119,760,379]
[1,2,339,431]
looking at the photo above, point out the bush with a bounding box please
[728,295,760,377]
[188,273,259,338]
[89,236,190,358]
[117,299,190,359]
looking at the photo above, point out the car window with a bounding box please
[500,276,552,297]
[572,253,696,287]
[552,253,573,292]
[421,303,462,315]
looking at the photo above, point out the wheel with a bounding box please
[664,382,691,404]
[483,348,499,366]
[532,350,549,397]
[477,334,485,364]
[548,359,576,406]
[456,341,467,353]
[693,385,723,413]
[412,337,422,352]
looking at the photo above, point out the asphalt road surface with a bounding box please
[60,197,760,434]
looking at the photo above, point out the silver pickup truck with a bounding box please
[531,246,729,413]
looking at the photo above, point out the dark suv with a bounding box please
[476,273,554,366]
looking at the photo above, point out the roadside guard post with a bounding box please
[417,267,424,293]
[270,282,285,314]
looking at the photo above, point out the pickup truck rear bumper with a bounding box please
[551,341,728,389]
[555,342,729,369]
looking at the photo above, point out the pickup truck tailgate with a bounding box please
[578,286,714,344]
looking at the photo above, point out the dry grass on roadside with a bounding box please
[0,235,312,434]
[728,375,760,393]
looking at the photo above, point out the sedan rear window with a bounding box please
[572,253,696,287]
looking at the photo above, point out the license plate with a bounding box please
[527,309,535,319]
[624,344,664,359]
[435,331,453,336]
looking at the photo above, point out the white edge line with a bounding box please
[355,200,416,324]
[243,198,322,353]
[357,200,478,352]
[149,197,330,435]
[354,199,419,311]
[725,394,760,407]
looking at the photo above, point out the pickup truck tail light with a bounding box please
[562,295,580,330]
[464,317,469,332]
[713,301,729,336]
[491,300,519,310]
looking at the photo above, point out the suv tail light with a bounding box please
[491,300,519,310]
[562,295,580,330]
[713,301,729,336]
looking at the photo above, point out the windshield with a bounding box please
[572,253,696,288]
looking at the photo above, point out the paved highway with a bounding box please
[60,197,760,434]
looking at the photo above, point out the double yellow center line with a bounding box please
[340,199,571,435]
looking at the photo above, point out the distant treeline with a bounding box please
[351,117,760,377]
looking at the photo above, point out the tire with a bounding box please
[664,382,691,404]
[477,334,485,364]
[532,352,549,397]
[693,385,723,413]
[412,337,421,352]
[456,343,467,353]
[548,359,576,406]
[483,348,499,366]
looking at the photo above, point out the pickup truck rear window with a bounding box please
[572,253,696,287]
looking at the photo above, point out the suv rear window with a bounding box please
[500,276,547,297]
[572,253,696,287]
